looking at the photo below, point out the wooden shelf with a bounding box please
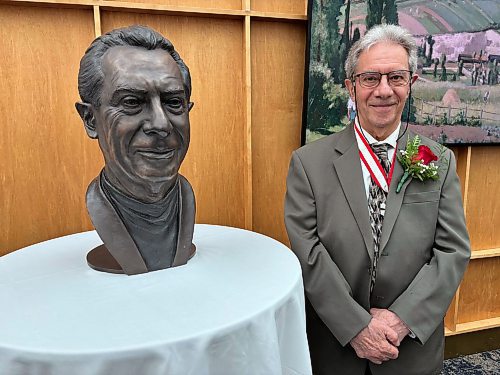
[446,317,500,336]
[1,0,308,21]
[470,248,500,260]
[248,11,307,22]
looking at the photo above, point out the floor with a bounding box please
[442,349,500,374]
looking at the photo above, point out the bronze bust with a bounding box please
[75,25,196,275]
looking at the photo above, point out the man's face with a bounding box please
[94,46,190,199]
[345,42,417,139]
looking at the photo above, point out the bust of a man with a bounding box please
[75,25,196,275]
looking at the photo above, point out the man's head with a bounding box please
[78,25,191,107]
[76,26,193,202]
[344,25,418,140]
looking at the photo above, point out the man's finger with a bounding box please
[386,333,400,347]
[384,326,400,346]
[384,345,399,360]
[373,341,398,360]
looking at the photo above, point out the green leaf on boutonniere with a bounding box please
[396,135,447,193]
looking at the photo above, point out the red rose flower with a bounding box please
[412,145,438,165]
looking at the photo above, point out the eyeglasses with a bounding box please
[352,70,412,88]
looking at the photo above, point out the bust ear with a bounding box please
[75,102,98,139]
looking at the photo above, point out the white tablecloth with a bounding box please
[0,225,311,375]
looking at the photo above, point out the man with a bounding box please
[285,25,470,374]
[76,26,196,275]
[348,96,356,122]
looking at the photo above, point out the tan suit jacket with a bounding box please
[285,124,470,375]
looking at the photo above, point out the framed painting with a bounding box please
[303,0,500,145]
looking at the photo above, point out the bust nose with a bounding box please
[143,97,172,137]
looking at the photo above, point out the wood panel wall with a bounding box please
[0,4,101,251]
[251,21,305,245]
[1,0,498,338]
[445,146,500,336]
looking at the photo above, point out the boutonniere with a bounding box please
[396,135,446,193]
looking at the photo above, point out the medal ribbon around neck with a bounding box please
[354,123,397,193]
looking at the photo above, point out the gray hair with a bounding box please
[78,25,191,107]
[345,24,417,79]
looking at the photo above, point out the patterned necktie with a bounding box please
[368,143,391,294]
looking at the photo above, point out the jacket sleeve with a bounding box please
[284,151,372,346]
[389,150,471,344]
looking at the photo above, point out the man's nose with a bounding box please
[143,97,172,136]
[375,75,393,97]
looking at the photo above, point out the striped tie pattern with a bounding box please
[368,143,391,294]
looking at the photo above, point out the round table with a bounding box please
[0,225,311,375]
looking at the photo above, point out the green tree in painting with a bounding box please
[324,81,350,126]
[310,0,343,78]
[366,0,399,29]
[440,53,447,81]
[494,60,499,85]
[338,0,352,83]
[324,0,343,82]
[426,35,435,66]
[306,0,349,138]
[308,70,332,133]
[310,0,324,63]
[352,27,361,45]
[401,95,416,123]
[366,0,384,29]
[383,0,399,25]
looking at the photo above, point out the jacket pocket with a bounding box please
[402,190,440,204]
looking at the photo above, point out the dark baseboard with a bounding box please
[445,327,500,359]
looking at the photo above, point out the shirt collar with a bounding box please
[355,118,400,148]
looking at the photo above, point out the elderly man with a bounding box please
[285,25,470,374]
[75,25,195,275]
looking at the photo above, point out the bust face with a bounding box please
[94,46,190,202]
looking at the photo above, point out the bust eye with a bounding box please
[164,97,186,113]
[122,97,141,108]
[166,98,183,108]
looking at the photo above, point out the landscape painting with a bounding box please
[304,0,500,145]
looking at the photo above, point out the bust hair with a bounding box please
[78,25,191,107]
[344,24,417,79]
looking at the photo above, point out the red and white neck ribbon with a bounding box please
[354,123,397,193]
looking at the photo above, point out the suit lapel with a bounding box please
[380,129,414,252]
[86,172,149,275]
[332,125,374,261]
[172,176,196,267]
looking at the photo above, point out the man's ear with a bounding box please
[344,79,355,99]
[188,102,194,112]
[75,102,98,139]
